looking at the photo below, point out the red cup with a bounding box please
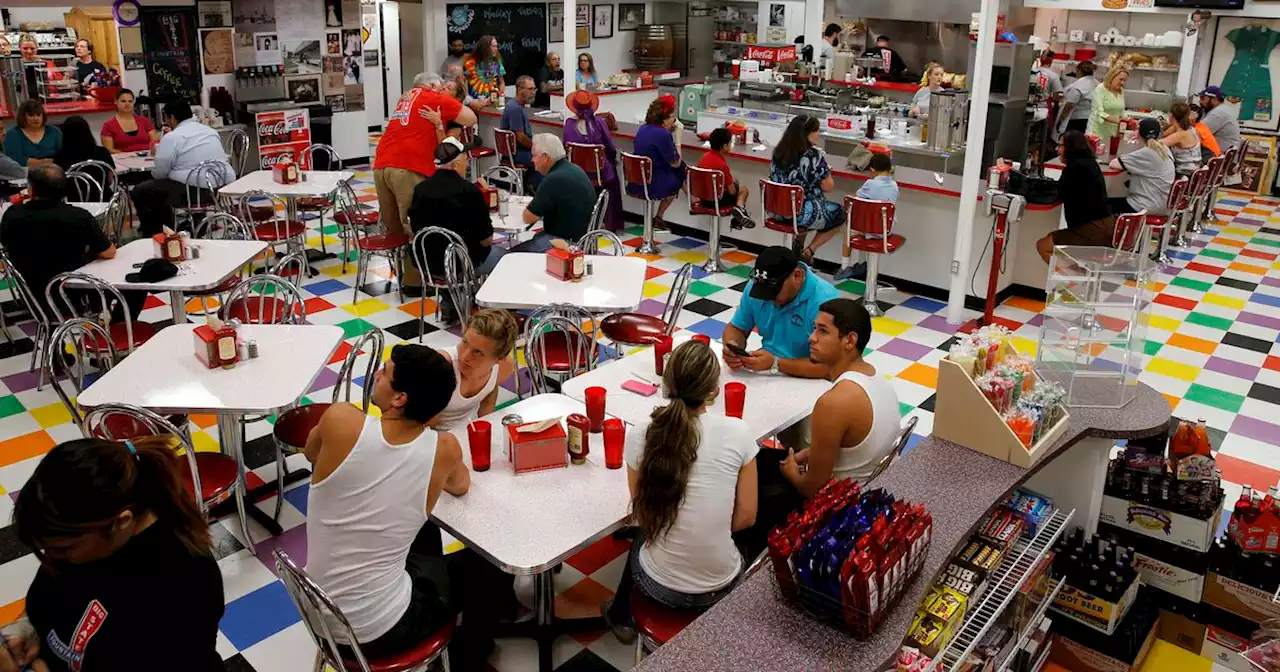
[654,336,673,376]
[724,382,746,418]
[603,419,625,469]
[585,386,607,433]
[467,420,492,471]
[692,334,712,346]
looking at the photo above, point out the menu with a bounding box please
[141,6,204,102]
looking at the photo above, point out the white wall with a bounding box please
[365,1,387,126]
[4,7,73,26]
[757,0,804,45]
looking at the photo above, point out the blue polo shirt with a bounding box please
[730,267,840,360]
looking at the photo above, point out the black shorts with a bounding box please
[699,181,739,210]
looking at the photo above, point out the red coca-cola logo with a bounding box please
[827,116,854,131]
[261,152,292,166]
[744,45,797,65]
[258,121,287,136]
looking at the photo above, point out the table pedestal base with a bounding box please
[210,413,311,541]
[493,571,606,672]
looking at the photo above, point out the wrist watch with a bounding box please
[769,358,780,376]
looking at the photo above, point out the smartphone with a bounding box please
[725,343,751,357]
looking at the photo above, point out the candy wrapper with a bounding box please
[947,343,979,378]
[1006,410,1035,447]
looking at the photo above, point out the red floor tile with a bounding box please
[565,534,631,576]
[1185,262,1225,276]
[1153,293,1198,311]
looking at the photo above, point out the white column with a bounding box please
[945,0,1000,325]
[1176,30,1199,98]
[563,0,576,115]
[804,0,824,55]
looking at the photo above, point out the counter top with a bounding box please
[638,380,1171,672]
[1,99,115,120]
[825,79,922,94]
[1044,156,1123,177]
[550,85,660,98]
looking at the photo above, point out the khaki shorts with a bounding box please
[374,166,426,286]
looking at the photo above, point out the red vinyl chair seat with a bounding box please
[469,147,497,159]
[763,218,796,234]
[848,234,906,254]
[358,234,410,251]
[1144,215,1169,229]
[342,621,455,672]
[335,210,380,227]
[690,203,735,217]
[187,275,243,297]
[273,403,331,448]
[182,453,240,504]
[91,413,189,440]
[248,204,276,222]
[223,297,303,324]
[601,313,669,346]
[297,196,333,210]
[538,332,598,371]
[254,220,308,241]
[83,321,158,352]
[631,588,699,645]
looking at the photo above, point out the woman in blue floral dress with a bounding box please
[768,115,843,260]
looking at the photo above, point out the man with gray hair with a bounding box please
[515,133,596,251]
[500,75,537,175]
[374,74,476,295]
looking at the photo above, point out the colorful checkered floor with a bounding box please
[0,153,1276,671]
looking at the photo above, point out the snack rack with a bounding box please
[36,66,80,103]
[924,509,1074,672]
[1036,245,1155,409]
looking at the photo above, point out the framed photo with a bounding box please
[326,94,346,112]
[123,53,146,70]
[592,4,613,39]
[200,29,235,74]
[286,75,322,104]
[282,39,322,75]
[769,3,785,28]
[197,0,232,27]
[548,2,564,44]
[618,3,645,31]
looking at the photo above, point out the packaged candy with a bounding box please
[1007,411,1035,447]
[948,343,979,378]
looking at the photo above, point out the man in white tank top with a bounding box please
[781,298,903,493]
[433,308,518,433]
[303,344,506,667]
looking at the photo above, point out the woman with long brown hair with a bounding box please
[0,438,224,671]
[1163,101,1204,178]
[463,35,505,101]
[601,341,758,644]
[769,114,842,261]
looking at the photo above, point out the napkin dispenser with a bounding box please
[507,418,569,474]
[272,158,300,185]
[546,247,584,281]
[193,324,221,369]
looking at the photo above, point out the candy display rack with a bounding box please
[1036,245,1155,409]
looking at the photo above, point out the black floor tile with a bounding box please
[1248,381,1280,406]
[1222,331,1273,354]
[208,520,246,561]
[554,648,618,672]
[1215,277,1258,292]
[221,653,257,672]
[0,525,32,566]
[360,280,402,297]
[242,433,280,471]
[729,280,748,294]
[0,338,35,359]
[385,318,437,342]
[682,297,733,317]
[937,336,960,352]
[917,393,937,413]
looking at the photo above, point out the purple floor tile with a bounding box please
[877,338,934,362]
[253,520,309,571]
[1025,314,1045,327]
[1238,311,1280,331]
[306,367,339,394]
[1261,276,1280,288]
[1,368,41,393]
[918,314,959,335]
[636,298,667,317]
[19,322,38,338]
[1230,414,1280,445]
[1204,356,1260,380]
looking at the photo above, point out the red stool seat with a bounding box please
[248,204,276,222]
[763,218,795,234]
[223,297,302,324]
[273,403,331,447]
[342,620,455,672]
[690,203,735,217]
[470,147,497,159]
[1145,215,1169,228]
[601,313,669,345]
[182,453,240,505]
[297,196,333,210]
[539,332,597,371]
[631,588,699,646]
[187,275,243,297]
[358,234,410,251]
[335,210,380,227]
[255,220,308,241]
[848,234,906,254]
[84,321,158,352]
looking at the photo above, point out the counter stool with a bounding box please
[463,125,496,180]
[845,196,905,318]
[1174,165,1212,248]
[1112,212,1148,254]
[568,142,607,187]
[496,128,532,170]
[1143,176,1189,264]
[631,588,701,663]
[687,166,732,272]
[1192,154,1227,234]
[760,179,804,251]
[1228,143,1249,184]
[622,152,661,254]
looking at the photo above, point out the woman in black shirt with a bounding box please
[1036,130,1115,263]
[53,116,114,172]
[0,437,224,672]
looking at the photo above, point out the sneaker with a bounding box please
[732,206,757,229]
[833,262,867,282]
[601,597,637,645]
[729,212,745,230]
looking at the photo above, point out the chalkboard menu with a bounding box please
[140,6,203,103]
[446,3,547,90]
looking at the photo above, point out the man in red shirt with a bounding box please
[374,72,476,294]
[695,128,755,229]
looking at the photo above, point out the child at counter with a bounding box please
[696,128,756,230]
[835,153,899,282]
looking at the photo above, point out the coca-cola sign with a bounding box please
[826,115,855,132]
[258,121,288,137]
[259,142,311,171]
[256,109,312,147]
[744,45,796,65]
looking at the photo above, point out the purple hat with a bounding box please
[1198,86,1225,100]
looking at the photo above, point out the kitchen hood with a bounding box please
[834,0,999,26]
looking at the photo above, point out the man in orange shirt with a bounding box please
[374,72,477,294]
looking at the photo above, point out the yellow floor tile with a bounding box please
[1009,336,1038,357]
[1146,357,1199,382]
[1201,293,1245,310]
[1221,226,1255,237]
[872,316,912,337]
[642,281,671,298]
[627,252,663,262]
[342,298,392,317]
[192,430,222,453]
[1142,313,1180,332]
[671,250,709,264]
[29,401,72,429]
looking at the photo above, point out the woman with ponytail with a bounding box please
[601,341,758,644]
[1,438,224,672]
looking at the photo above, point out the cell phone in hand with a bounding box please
[725,343,751,357]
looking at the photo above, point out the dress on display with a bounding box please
[1221,25,1280,123]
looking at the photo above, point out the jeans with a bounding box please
[131,178,215,236]
[607,538,745,626]
[511,232,557,253]
[732,448,805,560]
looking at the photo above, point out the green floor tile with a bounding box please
[836,280,868,295]
[1184,383,1245,414]
[726,265,754,279]
[1142,340,1162,357]
[1170,276,1213,293]
[898,402,915,417]
[687,280,723,298]
[0,394,25,419]
[624,225,645,237]
[1200,249,1236,261]
[1253,237,1280,248]
[1185,312,1234,331]
[335,318,378,339]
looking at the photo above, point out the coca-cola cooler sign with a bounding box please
[744,45,797,66]
[256,109,312,170]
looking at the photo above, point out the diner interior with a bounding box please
[2,0,1280,670]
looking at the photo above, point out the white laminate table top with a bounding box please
[430,393,631,574]
[0,202,108,218]
[76,324,344,415]
[475,253,646,312]
[490,196,533,232]
[561,335,830,441]
[76,238,267,292]
[112,152,155,173]
[218,170,355,198]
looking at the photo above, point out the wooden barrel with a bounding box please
[632,24,673,71]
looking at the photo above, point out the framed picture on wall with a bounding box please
[618,3,644,31]
[592,4,613,39]
[286,74,322,103]
[197,1,232,28]
[549,3,564,43]
[1207,17,1280,132]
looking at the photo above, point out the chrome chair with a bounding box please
[298,144,342,254]
[525,309,597,397]
[45,272,156,358]
[587,190,610,233]
[68,159,120,201]
[65,171,105,203]
[761,179,805,251]
[462,124,496,180]
[238,190,307,257]
[1174,165,1212,247]
[221,274,307,325]
[1144,177,1189,265]
[1112,212,1149,255]
[275,549,454,672]
[271,251,310,283]
[45,318,118,430]
[0,250,53,389]
[482,165,524,201]
[341,182,409,303]
[444,242,480,328]
[1190,154,1226,234]
[178,160,233,227]
[866,416,920,483]
[186,212,260,318]
[333,181,381,273]
[601,262,693,359]
[577,229,625,256]
[84,402,253,553]
[567,142,607,187]
[410,226,467,337]
[226,127,252,177]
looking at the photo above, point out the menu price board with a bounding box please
[256,109,312,170]
[141,7,203,102]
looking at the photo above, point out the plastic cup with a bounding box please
[692,334,712,346]
[585,386,607,433]
[654,336,673,376]
[724,382,746,418]
[603,419,625,469]
[467,420,492,471]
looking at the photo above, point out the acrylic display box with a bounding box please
[1036,245,1156,409]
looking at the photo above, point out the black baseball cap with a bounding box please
[748,246,800,301]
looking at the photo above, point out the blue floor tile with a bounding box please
[284,482,309,516]
[219,581,303,650]
[303,279,353,296]
[685,317,729,338]
[665,237,705,250]
[900,296,946,313]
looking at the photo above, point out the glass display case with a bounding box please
[36,65,80,104]
[1036,245,1156,409]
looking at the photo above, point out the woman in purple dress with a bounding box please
[629,96,687,229]
[563,90,623,231]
